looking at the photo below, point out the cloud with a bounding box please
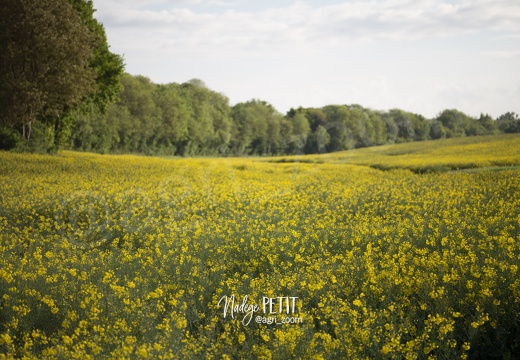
[97,0,520,43]
[94,0,520,68]
[93,0,520,117]
[483,51,520,59]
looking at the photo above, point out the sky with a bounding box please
[94,0,520,118]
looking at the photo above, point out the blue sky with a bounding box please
[95,0,520,118]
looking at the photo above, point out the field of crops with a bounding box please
[1,134,520,359]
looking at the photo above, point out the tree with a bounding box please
[475,114,498,136]
[368,112,387,145]
[429,119,446,139]
[52,0,124,149]
[411,113,431,141]
[116,75,161,153]
[322,105,356,151]
[71,107,119,154]
[67,0,124,113]
[347,105,371,147]
[180,79,218,155]
[496,112,520,134]
[153,84,189,155]
[435,109,472,138]
[0,0,97,144]
[305,108,327,132]
[207,91,233,155]
[305,125,330,154]
[230,100,278,155]
[389,109,415,142]
[50,0,124,151]
[289,112,311,153]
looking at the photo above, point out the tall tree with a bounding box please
[154,84,190,155]
[116,74,161,153]
[0,0,97,143]
[53,0,124,149]
[288,111,311,153]
[230,100,274,155]
[67,0,124,112]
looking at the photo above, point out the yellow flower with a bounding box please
[62,335,73,346]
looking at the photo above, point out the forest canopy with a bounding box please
[3,72,520,156]
[66,74,519,156]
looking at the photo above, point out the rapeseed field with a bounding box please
[1,134,520,359]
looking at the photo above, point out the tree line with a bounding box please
[1,1,519,155]
[4,72,520,156]
[69,74,519,156]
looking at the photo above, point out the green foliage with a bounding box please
[0,0,124,152]
[68,75,520,157]
[497,112,520,133]
[436,109,471,138]
[67,0,125,113]
[230,100,284,155]
[429,119,446,139]
[0,0,96,143]
[180,80,233,156]
[16,122,57,154]
[153,84,190,155]
[0,126,21,151]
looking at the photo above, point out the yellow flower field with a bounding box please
[1,134,520,359]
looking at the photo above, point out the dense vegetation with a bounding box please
[69,75,520,156]
[1,135,520,358]
[0,0,124,153]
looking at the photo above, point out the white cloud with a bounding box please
[95,0,520,70]
[94,0,520,117]
[483,51,520,59]
[97,0,520,43]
